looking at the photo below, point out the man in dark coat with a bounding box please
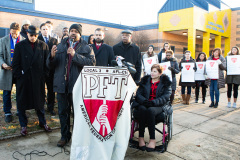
[47,24,96,147]
[90,28,114,66]
[38,23,58,115]
[12,25,52,136]
[113,30,142,84]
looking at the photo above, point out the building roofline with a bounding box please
[231,7,240,11]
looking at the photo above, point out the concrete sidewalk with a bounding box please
[0,92,240,160]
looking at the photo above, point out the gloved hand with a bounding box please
[168,67,174,71]
[180,66,183,69]
[193,67,197,71]
[216,59,222,65]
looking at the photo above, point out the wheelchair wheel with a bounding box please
[168,113,173,140]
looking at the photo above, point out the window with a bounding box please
[170,46,175,53]
[183,47,188,54]
[237,25,240,28]
[14,0,33,3]
[81,35,89,42]
[0,28,9,38]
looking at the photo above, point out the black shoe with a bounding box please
[5,115,12,123]
[138,145,146,151]
[57,138,68,147]
[195,99,198,103]
[214,102,218,108]
[146,147,155,152]
[209,102,214,107]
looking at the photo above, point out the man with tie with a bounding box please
[90,28,114,66]
[0,22,25,123]
[38,23,58,115]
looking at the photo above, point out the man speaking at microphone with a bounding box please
[47,24,96,147]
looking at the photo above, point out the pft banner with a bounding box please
[70,66,137,160]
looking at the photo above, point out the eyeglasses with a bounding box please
[166,55,171,56]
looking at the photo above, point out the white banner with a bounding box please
[181,63,195,82]
[161,52,166,60]
[143,55,158,75]
[71,66,137,160]
[160,61,172,81]
[206,60,219,79]
[227,55,240,75]
[195,62,206,81]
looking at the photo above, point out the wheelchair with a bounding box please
[129,100,173,153]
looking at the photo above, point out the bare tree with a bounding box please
[132,31,150,52]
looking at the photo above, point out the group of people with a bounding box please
[138,44,239,151]
[0,20,142,148]
[0,19,239,152]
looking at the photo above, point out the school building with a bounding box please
[0,0,239,58]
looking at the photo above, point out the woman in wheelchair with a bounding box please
[135,64,171,152]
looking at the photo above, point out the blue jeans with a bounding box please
[181,86,191,94]
[3,90,12,115]
[210,80,219,102]
[18,108,46,127]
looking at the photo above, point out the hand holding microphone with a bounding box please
[67,38,76,57]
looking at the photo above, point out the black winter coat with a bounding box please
[90,40,114,66]
[135,75,172,107]
[179,57,196,87]
[162,57,180,90]
[113,42,142,83]
[12,39,49,111]
[47,37,96,94]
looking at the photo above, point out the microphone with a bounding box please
[70,38,75,48]
[111,60,119,67]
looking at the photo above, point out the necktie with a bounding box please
[44,37,48,44]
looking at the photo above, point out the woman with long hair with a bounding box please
[135,64,171,152]
[158,42,170,63]
[88,34,94,45]
[225,46,240,108]
[195,52,208,104]
[143,45,158,75]
[205,48,226,108]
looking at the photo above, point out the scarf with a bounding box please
[10,34,20,64]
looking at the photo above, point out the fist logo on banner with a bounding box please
[198,64,203,69]
[231,58,237,63]
[185,65,191,70]
[210,62,215,67]
[147,59,152,64]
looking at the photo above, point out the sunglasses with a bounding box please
[29,34,38,37]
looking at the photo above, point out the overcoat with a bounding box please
[0,34,24,90]
[12,39,49,110]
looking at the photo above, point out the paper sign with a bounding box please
[181,62,195,82]
[195,62,206,81]
[227,55,240,75]
[159,61,172,81]
[206,60,219,79]
[143,56,158,75]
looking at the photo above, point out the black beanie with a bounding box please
[69,24,82,35]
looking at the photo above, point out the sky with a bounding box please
[35,0,240,26]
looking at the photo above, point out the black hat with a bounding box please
[27,25,40,35]
[121,30,132,34]
[69,24,82,35]
[10,22,20,31]
[149,45,154,50]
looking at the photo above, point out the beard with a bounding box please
[95,38,102,43]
